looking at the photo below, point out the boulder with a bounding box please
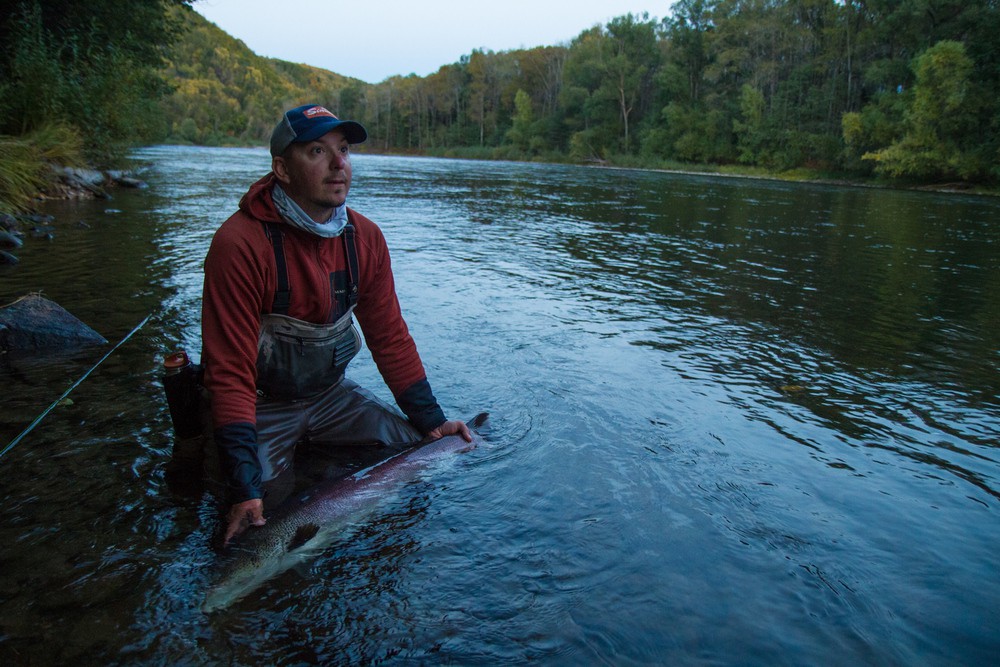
[51,166,110,199]
[107,170,148,189]
[0,294,107,351]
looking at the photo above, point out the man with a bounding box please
[201,103,470,545]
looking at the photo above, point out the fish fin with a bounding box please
[468,412,489,430]
[287,523,320,552]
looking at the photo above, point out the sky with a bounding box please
[192,0,664,84]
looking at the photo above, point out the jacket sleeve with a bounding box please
[215,422,263,501]
[201,217,269,497]
[396,378,446,434]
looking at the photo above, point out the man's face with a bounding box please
[272,129,352,222]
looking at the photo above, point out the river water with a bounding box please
[1,146,997,665]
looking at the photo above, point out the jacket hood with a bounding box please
[238,173,282,224]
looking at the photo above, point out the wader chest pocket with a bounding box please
[256,312,361,400]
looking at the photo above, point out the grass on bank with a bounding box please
[0,125,86,214]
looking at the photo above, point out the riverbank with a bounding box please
[0,123,155,215]
[0,128,150,265]
[0,160,149,214]
[414,144,999,198]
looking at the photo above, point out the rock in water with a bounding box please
[0,294,107,351]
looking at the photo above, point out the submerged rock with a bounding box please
[0,294,107,352]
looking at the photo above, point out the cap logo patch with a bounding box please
[304,106,337,120]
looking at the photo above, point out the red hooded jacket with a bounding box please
[201,173,444,500]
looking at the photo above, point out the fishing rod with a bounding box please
[0,313,152,460]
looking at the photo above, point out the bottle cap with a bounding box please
[163,351,190,370]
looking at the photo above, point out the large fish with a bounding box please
[202,413,487,612]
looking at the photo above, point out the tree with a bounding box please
[507,89,534,153]
[561,14,661,156]
[665,0,714,104]
[0,0,193,163]
[647,0,733,163]
[733,84,766,164]
[863,40,981,180]
[463,49,518,146]
[604,13,661,152]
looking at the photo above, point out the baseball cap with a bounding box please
[269,104,368,157]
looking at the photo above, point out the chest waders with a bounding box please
[255,222,362,401]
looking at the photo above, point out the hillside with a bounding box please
[162,2,1000,185]
[160,6,363,146]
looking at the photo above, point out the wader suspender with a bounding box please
[263,221,359,316]
[264,222,291,315]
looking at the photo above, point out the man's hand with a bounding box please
[426,419,472,443]
[223,498,266,546]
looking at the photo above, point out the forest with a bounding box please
[2,0,999,203]
[0,0,194,210]
[158,0,1000,185]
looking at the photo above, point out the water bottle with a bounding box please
[162,350,203,439]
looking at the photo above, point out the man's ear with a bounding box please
[272,156,290,184]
